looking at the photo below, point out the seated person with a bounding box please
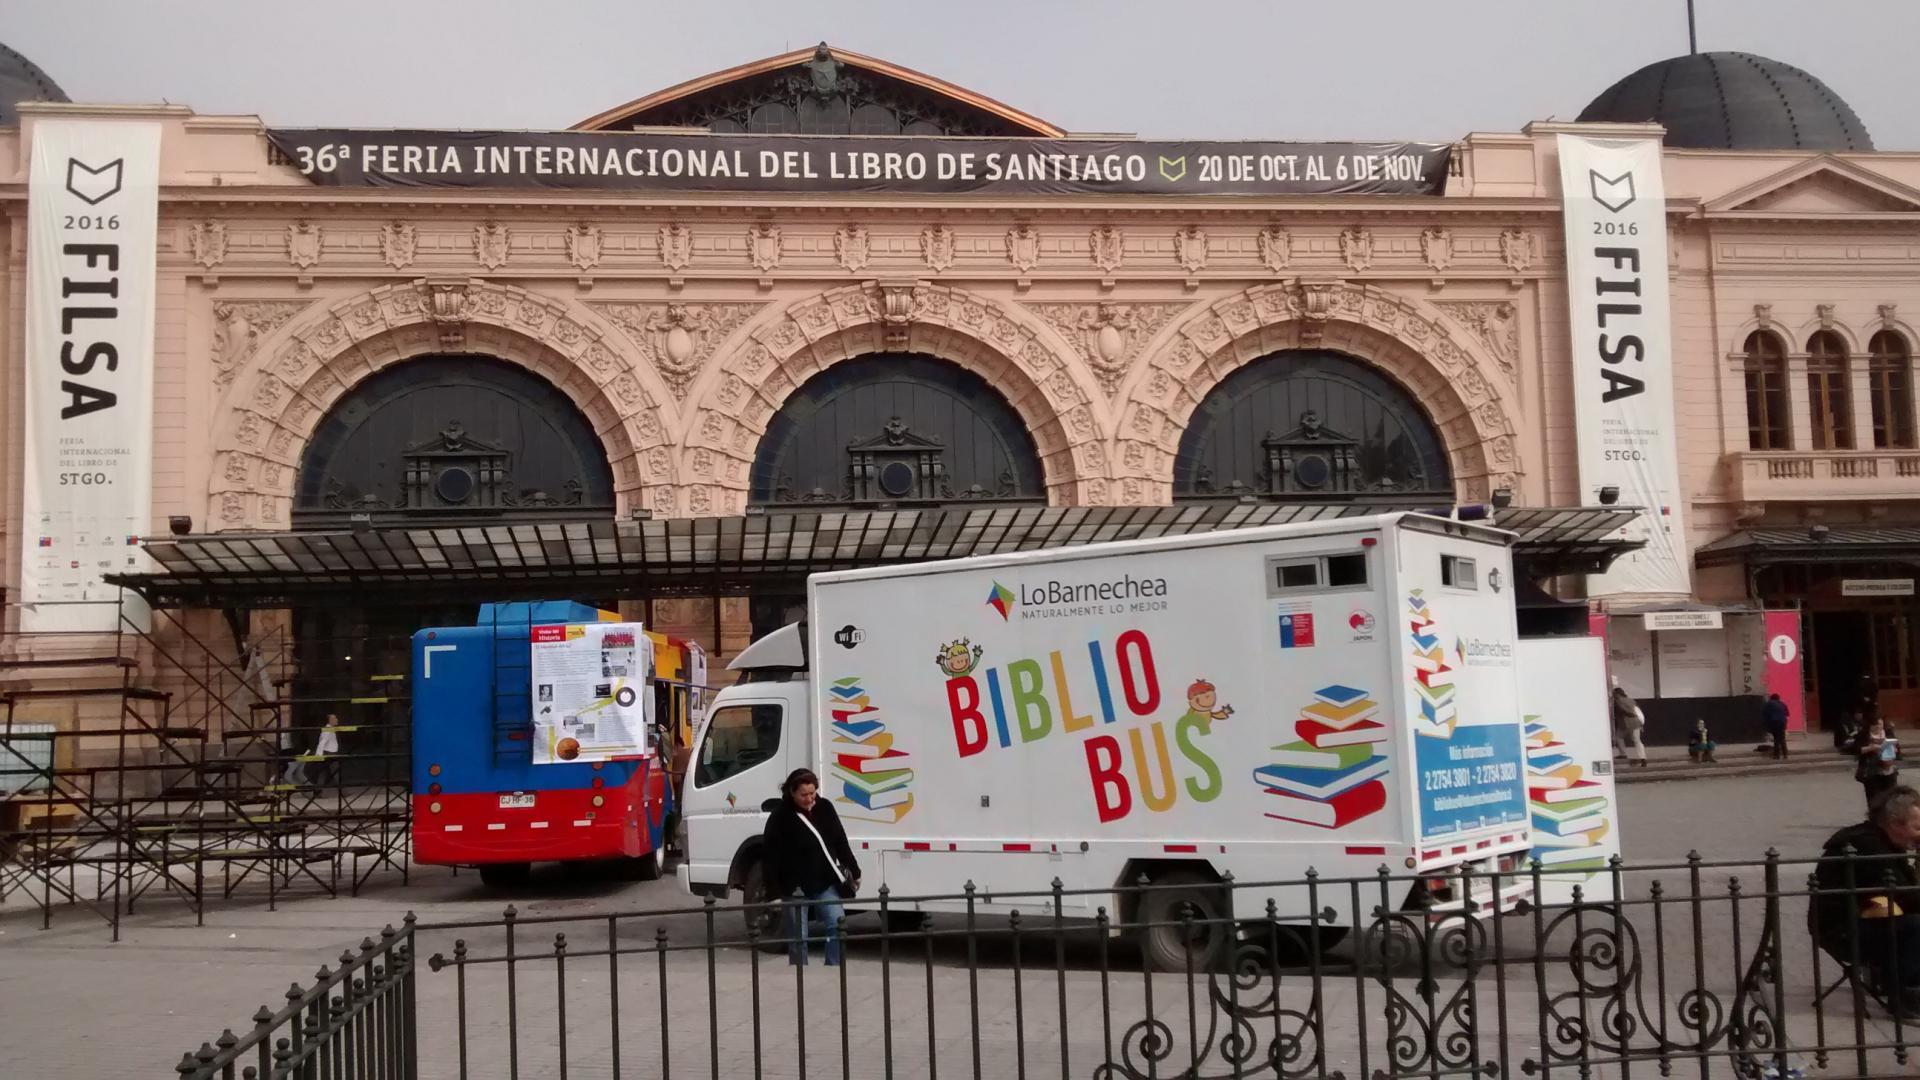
[1812,785,1920,1015]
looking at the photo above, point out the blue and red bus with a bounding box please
[411,601,703,886]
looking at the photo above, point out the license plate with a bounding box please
[498,792,535,809]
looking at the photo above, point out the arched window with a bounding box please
[1174,350,1452,500]
[1868,330,1915,449]
[1805,331,1853,449]
[750,354,1043,505]
[1742,331,1790,450]
[295,355,614,527]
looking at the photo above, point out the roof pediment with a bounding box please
[574,43,1064,137]
[1705,155,1920,217]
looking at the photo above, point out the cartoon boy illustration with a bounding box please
[936,638,984,679]
[1181,678,1235,733]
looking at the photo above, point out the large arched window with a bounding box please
[1868,330,1915,449]
[294,355,614,527]
[1806,331,1853,449]
[750,354,1043,505]
[1174,350,1452,500]
[1742,331,1791,450]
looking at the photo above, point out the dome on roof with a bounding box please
[1578,51,1872,152]
[0,42,69,126]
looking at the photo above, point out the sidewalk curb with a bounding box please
[1615,755,1855,785]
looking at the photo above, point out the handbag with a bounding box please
[794,811,859,899]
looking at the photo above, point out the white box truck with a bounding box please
[680,512,1533,968]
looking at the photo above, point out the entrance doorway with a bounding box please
[1811,611,1871,733]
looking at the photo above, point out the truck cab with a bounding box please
[678,622,809,918]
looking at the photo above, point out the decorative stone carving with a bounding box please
[1006,225,1041,273]
[424,282,471,350]
[210,301,308,387]
[380,223,417,270]
[833,224,871,273]
[1500,228,1532,274]
[748,224,782,272]
[473,223,511,270]
[1816,303,1836,330]
[594,302,760,402]
[920,224,956,272]
[1436,301,1519,380]
[688,486,714,515]
[1173,227,1208,273]
[1031,301,1185,398]
[1297,282,1337,345]
[1753,303,1774,329]
[876,284,924,348]
[658,224,693,271]
[565,225,603,272]
[1420,227,1452,273]
[286,223,323,270]
[1881,303,1899,328]
[220,492,248,525]
[1089,225,1124,273]
[1257,225,1290,273]
[1340,227,1373,273]
[189,222,227,269]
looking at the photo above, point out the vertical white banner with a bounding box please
[19,120,161,632]
[1557,133,1689,598]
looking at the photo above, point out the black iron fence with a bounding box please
[176,917,417,1079]
[179,852,1917,1079]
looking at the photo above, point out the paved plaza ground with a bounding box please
[1,754,1907,1078]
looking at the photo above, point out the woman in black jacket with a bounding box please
[762,768,861,966]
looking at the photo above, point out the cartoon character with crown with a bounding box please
[936,638,984,679]
[1180,678,1235,734]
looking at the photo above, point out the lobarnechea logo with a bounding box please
[985,581,1015,621]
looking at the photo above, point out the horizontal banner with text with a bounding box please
[266,130,1451,196]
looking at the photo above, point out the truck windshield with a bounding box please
[693,703,782,788]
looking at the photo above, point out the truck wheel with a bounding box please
[739,860,785,952]
[1137,871,1228,973]
[478,862,532,889]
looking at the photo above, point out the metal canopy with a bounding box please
[106,503,1643,610]
[1694,524,1920,568]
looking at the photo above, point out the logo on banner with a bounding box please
[1588,169,1636,213]
[1158,155,1187,182]
[1769,635,1798,665]
[65,158,125,205]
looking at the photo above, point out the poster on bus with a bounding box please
[529,621,654,764]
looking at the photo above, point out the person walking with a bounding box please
[1857,715,1902,810]
[1611,685,1648,767]
[1761,693,1791,761]
[761,767,861,966]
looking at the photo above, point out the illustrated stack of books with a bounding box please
[1253,684,1389,829]
[1407,590,1457,736]
[828,676,914,823]
[1523,716,1610,873]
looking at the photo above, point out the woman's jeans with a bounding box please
[785,889,845,966]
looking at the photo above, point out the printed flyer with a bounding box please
[529,621,654,764]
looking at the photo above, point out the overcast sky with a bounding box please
[6,0,1917,148]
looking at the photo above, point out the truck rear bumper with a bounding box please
[413,792,654,866]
